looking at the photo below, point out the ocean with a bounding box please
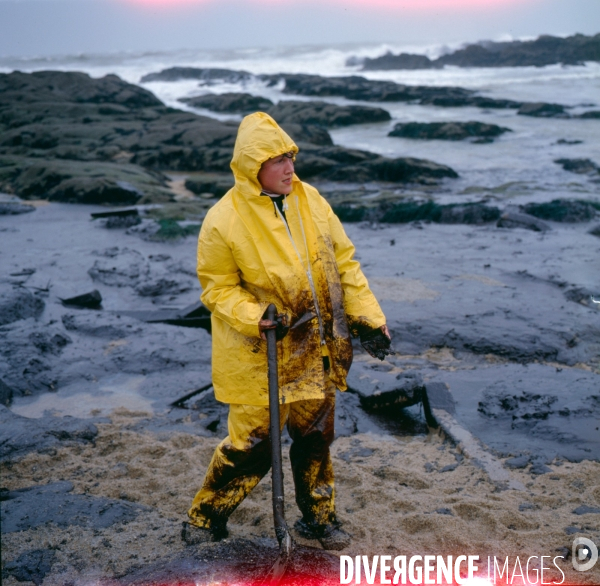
[1,41,599,205]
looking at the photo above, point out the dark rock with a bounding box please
[1,480,147,531]
[589,225,600,238]
[3,157,171,204]
[262,72,521,109]
[435,508,453,515]
[184,174,233,198]
[180,92,274,114]
[91,207,139,219]
[140,67,252,84]
[0,284,45,326]
[91,208,142,228]
[268,100,391,127]
[555,158,600,175]
[521,199,598,223]
[556,139,583,145]
[88,247,150,287]
[106,214,143,228]
[265,72,462,104]
[364,157,458,183]
[518,102,567,118]
[439,463,459,472]
[519,503,535,511]
[2,549,56,586]
[0,378,14,406]
[347,365,424,411]
[389,121,511,141]
[505,455,530,469]
[117,301,211,331]
[0,406,98,461]
[62,312,143,338]
[565,526,584,535]
[285,123,334,146]
[497,211,551,232]
[361,33,600,70]
[28,330,72,354]
[0,71,457,200]
[334,201,500,225]
[0,70,163,108]
[572,505,600,515]
[361,52,435,70]
[49,176,146,205]
[134,277,193,297]
[578,110,600,119]
[381,201,499,224]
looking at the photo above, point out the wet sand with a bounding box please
[2,409,600,585]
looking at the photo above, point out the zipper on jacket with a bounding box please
[275,202,326,347]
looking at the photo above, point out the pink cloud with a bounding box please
[121,0,527,10]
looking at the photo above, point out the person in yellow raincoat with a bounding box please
[182,111,392,550]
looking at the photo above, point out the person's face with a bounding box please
[257,151,295,195]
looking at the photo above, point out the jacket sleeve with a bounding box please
[197,212,266,339]
[325,203,386,331]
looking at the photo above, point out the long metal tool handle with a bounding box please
[265,303,293,582]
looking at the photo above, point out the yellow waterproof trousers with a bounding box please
[188,377,337,530]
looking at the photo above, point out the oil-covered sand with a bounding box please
[1,202,600,585]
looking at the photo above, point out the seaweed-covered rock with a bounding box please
[554,158,600,175]
[0,70,163,108]
[0,70,459,204]
[578,110,600,119]
[518,102,567,118]
[184,173,233,198]
[331,201,500,225]
[180,92,274,114]
[360,33,600,70]
[141,67,252,84]
[389,121,511,142]
[381,201,500,224]
[268,100,391,127]
[522,199,598,223]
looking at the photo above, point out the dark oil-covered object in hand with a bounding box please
[360,328,394,361]
[262,308,290,341]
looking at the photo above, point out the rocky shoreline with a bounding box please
[358,32,600,70]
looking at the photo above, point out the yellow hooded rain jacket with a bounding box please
[197,112,386,406]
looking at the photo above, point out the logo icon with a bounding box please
[572,537,598,572]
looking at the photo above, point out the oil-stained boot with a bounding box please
[181,521,228,545]
[294,518,351,551]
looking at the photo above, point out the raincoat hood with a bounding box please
[230,112,299,195]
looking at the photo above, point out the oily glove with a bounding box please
[360,326,394,361]
[258,310,289,341]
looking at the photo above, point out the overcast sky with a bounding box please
[0,0,598,58]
